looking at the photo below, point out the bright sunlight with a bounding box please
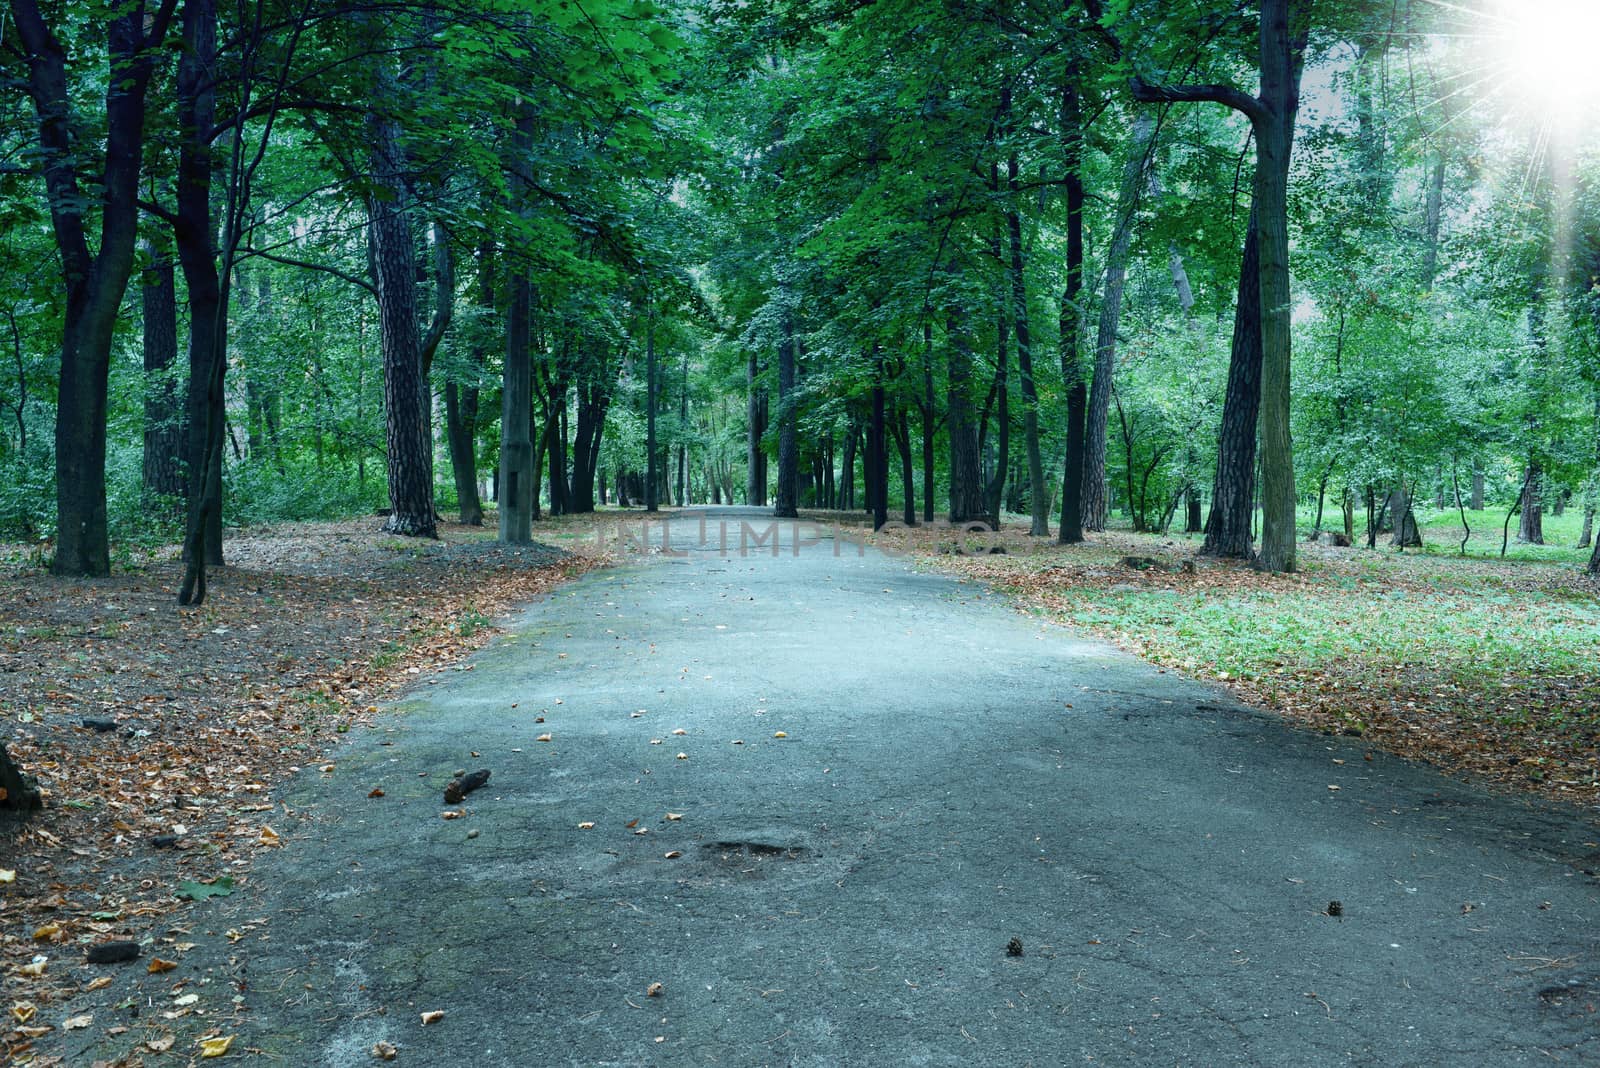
[1488,0,1600,125]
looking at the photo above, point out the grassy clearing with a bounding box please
[894,517,1600,805]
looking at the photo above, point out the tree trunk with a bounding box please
[840,419,857,511]
[894,407,916,526]
[1056,74,1086,545]
[367,67,435,538]
[141,245,184,504]
[1251,0,1309,573]
[499,264,534,542]
[447,243,490,526]
[870,349,889,529]
[175,0,225,568]
[774,314,799,517]
[0,741,42,813]
[1471,460,1485,510]
[1201,207,1264,559]
[1391,481,1422,547]
[1084,115,1154,532]
[1518,458,1544,543]
[1422,153,1446,289]
[1003,92,1048,538]
[922,325,937,523]
[13,0,170,576]
[946,315,987,524]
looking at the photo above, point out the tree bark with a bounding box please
[646,295,660,512]
[1003,89,1048,537]
[366,61,435,538]
[1518,458,1544,543]
[498,266,534,542]
[1084,115,1154,532]
[946,315,987,524]
[447,244,490,525]
[141,244,184,504]
[1057,74,1086,545]
[1134,0,1308,571]
[1202,206,1264,558]
[870,348,889,529]
[13,0,174,575]
[774,313,799,517]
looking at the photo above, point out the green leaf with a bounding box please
[175,876,236,901]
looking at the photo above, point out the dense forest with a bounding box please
[3,0,1599,593]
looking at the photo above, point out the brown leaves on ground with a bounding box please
[0,515,608,1051]
[914,526,1600,809]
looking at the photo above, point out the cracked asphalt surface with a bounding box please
[69,507,1600,1065]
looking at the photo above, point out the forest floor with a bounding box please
[827,510,1600,811]
[0,510,622,1064]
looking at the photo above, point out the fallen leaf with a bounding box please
[773,731,787,739]
[0,869,14,883]
[372,1040,398,1060]
[257,826,282,847]
[148,1035,176,1052]
[11,1002,37,1023]
[85,976,112,992]
[420,1010,445,1025]
[19,960,46,977]
[63,1014,93,1030]
[624,818,639,829]
[649,739,662,745]
[578,822,595,829]
[647,981,664,997]
[174,994,200,1007]
[175,877,235,901]
[675,752,688,760]
[15,1025,50,1038]
[664,813,683,821]
[536,733,552,742]
[440,810,464,820]
[199,1034,234,1057]
[368,788,385,798]
[663,851,682,859]
[671,729,687,736]
[148,958,178,974]
[32,923,61,941]
[320,764,336,773]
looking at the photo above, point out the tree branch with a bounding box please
[1130,75,1268,126]
[238,249,376,296]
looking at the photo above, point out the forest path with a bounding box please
[109,508,1600,1064]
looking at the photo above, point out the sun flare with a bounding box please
[1491,0,1600,124]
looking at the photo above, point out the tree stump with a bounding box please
[0,741,42,813]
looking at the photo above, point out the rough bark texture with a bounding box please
[1057,75,1086,545]
[946,316,987,525]
[1589,526,1600,577]
[176,0,225,567]
[1251,0,1308,573]
[774,315,799,518]
[1084,116,1154,532]
[499,267,534,543]
[366,75,435,538]
[1518,459,1544,544]
[447,245,490,525]
[141,247,184,503]
[869,348,889,529]
[14,0,173,575]
[1202,209,1264,559]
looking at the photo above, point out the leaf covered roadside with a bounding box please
[898,525,1600,809]
[0,515,610,1062]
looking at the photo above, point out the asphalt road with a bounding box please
[66,507,1600,1066]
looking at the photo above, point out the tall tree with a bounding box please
[1136,0,1312,571]
[10,0,178,575]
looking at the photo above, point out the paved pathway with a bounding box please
[68,508,1600,1065]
